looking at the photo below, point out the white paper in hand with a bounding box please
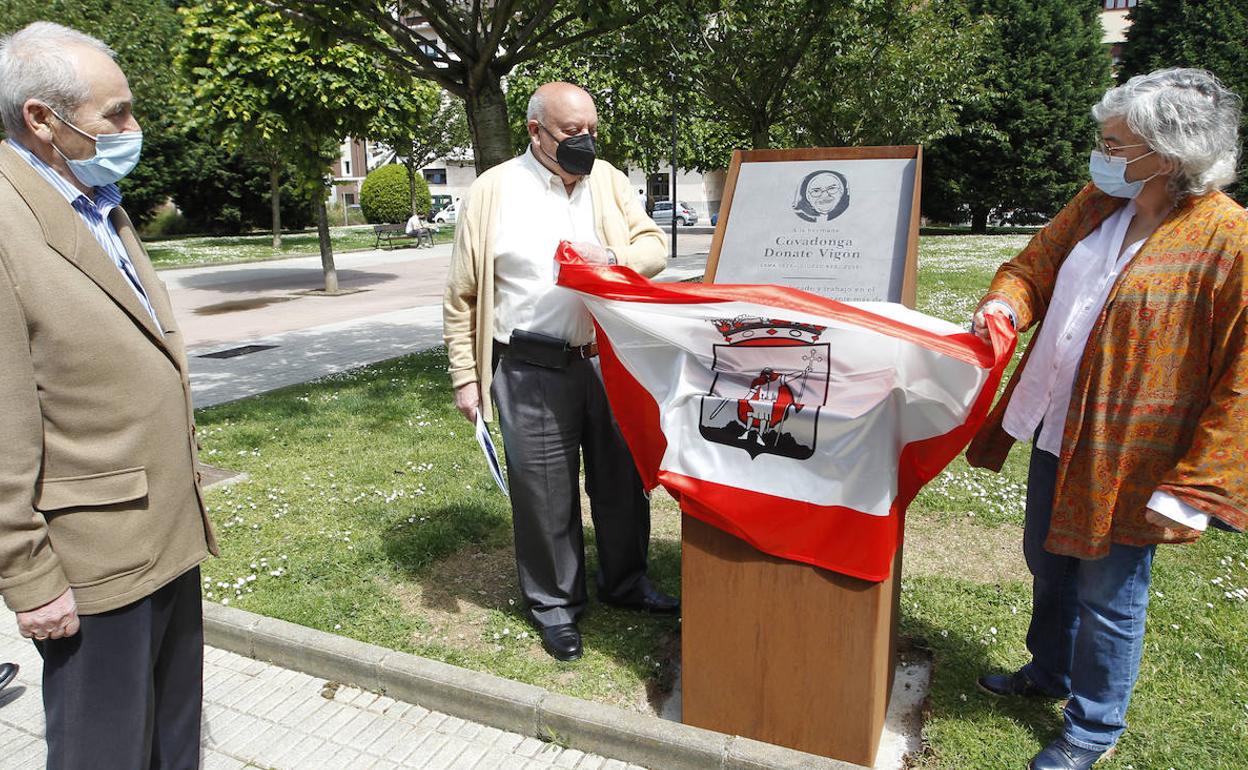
[475,412,509,496]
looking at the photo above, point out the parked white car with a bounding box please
[433,199,460,224]
[651,200,698,226]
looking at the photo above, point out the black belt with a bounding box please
[496,335,598,369]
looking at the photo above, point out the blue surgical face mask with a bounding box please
[1088,149,1158,199]
[45,105,143,188]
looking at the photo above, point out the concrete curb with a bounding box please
[203,602,866,770]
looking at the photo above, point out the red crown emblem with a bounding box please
[711,315,826,346]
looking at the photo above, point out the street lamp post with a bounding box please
[670,72,678,261]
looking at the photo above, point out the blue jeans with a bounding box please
[1020,448,1155,751]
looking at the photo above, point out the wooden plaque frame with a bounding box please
[704,145,923,307]
[682,146,923,766]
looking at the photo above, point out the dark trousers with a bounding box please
[36,567,204,770]
[1020,449,1154,750]
[491,352,651,627]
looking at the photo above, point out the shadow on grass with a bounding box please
[380,500,683,709]
[579,534,683,711]
[382,502,511,579]
[904,612,1062,755]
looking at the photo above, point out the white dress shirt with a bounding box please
[492,148,601,346]
[1002,201,1209,531]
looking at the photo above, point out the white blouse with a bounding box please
[1000,202,1210,531]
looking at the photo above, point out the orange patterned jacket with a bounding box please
[966,183,1248,558]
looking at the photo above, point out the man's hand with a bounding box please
[455,382,481,423]
[16,588,79,641]
[971,301,1015,344]
[1144,507,1202,536]
[568,241,612,265]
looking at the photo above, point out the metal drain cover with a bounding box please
[197,344,278,359]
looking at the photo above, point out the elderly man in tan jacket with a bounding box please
[0,23,215,768]
[444,82,677,661]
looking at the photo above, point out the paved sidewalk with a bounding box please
[0,613,646,770]
[182,244,710,408]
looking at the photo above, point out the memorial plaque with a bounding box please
[685,145,922,766]
[706,146,922,306]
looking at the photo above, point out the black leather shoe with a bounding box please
[1029,737,1107,770]
[977,669,1066,699]
[538,623,582,662]
[603,583,680,615]
[0,662,17,692]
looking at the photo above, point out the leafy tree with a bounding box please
[507,0,986,178]
[503,11,740,174]
[178,0,429,291]
[678,0,839,150]
[1119,0,1248,203]
[923,0,1112,231]
[167,129,316,234]
[272,0,657,173]
[0,0,187,224]
[360,163,430,222]
[368,88,466,219]
[788,0,990,149]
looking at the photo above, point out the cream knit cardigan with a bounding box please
[442,154,668,420]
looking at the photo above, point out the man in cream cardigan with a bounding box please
[443,82,678,661]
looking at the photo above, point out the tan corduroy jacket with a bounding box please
[443,152,668,420]
[0,142,217,615]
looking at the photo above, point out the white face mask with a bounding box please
[44,104,143,188]
[1088,148,1158,199]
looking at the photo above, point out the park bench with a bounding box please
[373,223,415,249]
[373,221,436,250]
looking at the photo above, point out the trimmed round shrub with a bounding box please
[359,163,432,223]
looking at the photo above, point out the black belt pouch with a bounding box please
[508,329,571,369]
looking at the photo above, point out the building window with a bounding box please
[343,193,356,206]
[423,168,448,185]
[1103,0,1137,9]
[343,159,351,176]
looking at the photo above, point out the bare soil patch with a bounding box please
[903,514,1030,584]
[392,544,524,651]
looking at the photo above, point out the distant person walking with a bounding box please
[0,22,216,768]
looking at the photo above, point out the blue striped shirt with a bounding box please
[9,139,161,331]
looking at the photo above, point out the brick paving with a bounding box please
[0,613,647,770]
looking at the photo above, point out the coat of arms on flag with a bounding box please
[700,316,829,460]
[553,242,1016,582]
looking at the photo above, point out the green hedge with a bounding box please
[359,164,432,223]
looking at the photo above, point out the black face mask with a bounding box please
[539,124,596,176]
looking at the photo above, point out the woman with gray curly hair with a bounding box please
[965,68,1247,770]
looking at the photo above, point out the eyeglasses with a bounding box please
[1097,139,1149,157]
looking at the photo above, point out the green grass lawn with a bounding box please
[146,225,454,270]
[193,234,1248,768]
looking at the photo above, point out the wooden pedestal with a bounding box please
[680,514,902,767]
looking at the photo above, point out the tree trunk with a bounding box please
[406,158,418,216]
[971,207,989,234]
[750,116,772,150]
[317,193,338,293]
[269,163,282,250]
[464,77,513,174]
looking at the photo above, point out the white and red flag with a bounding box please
[555,242,1016,582]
